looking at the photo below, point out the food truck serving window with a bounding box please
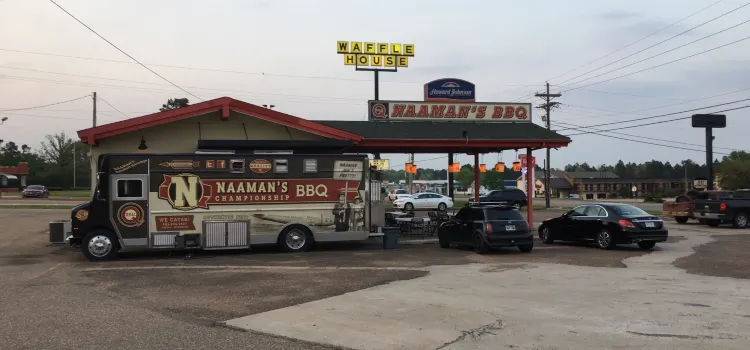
[116,179,143,199]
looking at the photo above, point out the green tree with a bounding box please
[719,159,750,190]
[480,169,505,190]
[454,164,475,187]
[159,98,190,112]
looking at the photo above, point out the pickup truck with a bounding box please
[691,189,750,228]
[661,190,730,224]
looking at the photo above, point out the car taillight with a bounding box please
[720,203,727,211]
[485,223,493,233]
[618,219,636,228]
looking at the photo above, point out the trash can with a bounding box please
[49,220,71,244]
[382,226,400,250]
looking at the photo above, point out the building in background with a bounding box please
[517,170,693,199]
[0,161,28,192]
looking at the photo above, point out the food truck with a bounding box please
[69,153,384,261]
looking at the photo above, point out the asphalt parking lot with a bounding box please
[1,209,750,349]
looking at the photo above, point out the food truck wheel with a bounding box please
[82,229,119,261]
[278,226,313,253]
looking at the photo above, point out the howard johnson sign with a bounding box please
[424,78,475,102]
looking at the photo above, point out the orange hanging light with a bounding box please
[448,162,460,173]
[495,162,505,172]
[479,164,487,173]
[512,161,521,172]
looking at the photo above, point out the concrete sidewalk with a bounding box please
[224,227,750,349]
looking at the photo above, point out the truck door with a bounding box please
[109,174,149,246]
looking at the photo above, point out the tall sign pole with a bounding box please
[535,82,561,208]
[337,41,415,182]
[691,114,726,190]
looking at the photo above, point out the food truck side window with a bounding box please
[116,179,143,198]
[303,159,317,173]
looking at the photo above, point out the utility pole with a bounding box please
[73,144,76,188]
[535,82,561,209]
[92,92,97,127]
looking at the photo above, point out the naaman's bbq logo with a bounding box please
[249,159,272,174]
[158,174,212,211]
[117,203,145,227]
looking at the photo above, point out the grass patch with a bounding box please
[51,190,91,198]
[0,204,76,209]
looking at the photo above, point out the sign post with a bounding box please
[631,185,638,201]
[692,114,726,191]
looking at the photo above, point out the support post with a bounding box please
[408,153,414,194]
[374,71,379,100]
[374,153,381,181]
[92,92,97,127]
[706,127,714,190]
[526,148,534,230]
[447,153,454,199]
[473,153,480,203]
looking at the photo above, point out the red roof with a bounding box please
[77,97,363,145]
[0,162,29,175]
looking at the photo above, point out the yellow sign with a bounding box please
[369,159,390,170]
[337,41,414,68]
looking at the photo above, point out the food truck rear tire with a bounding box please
[278,226,313,253]
[82,229,120,261]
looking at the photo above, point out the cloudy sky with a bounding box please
[1,0,748,171]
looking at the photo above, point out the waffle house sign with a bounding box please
[337,41,414,69]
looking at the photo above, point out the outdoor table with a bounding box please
[389,212,410,217]
[394,217,430,223]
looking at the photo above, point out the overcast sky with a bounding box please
[1,0,748,171]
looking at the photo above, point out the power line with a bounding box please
[548,0,726,82]
[0,111,118,123]
[551,120,741,151]
[0,74,364,106]
[557,2,750,85]
[571,88,691,102]
[96,96,129,119]
[48,0,203,101]
[0,95,90,112]
[559,16,750,88]
[563,104,750,136]
[560,35,750,93]
[0,48,543,87]
[0,65,367,102]
[556,98,750,132]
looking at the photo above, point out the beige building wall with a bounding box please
[89,111,328,190]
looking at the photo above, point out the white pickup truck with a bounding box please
[388,189,410,201]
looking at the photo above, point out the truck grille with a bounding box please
[203,221,249,250]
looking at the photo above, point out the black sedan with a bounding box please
[537,203,668,250]
[437,205,533,254]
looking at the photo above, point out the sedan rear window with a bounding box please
[485,208,524,221]
[610,205,649,217]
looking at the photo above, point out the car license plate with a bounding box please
[505,225,515,231]
[645,222,655,228]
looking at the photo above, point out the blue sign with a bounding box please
[424,78,476,102]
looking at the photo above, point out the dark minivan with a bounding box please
[437,205,533,254]
[467,189,528,208]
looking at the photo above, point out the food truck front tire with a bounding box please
[81,229,120,261]
[278,226,313,253]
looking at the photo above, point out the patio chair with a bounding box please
[384,212,397,227]
[409,217,426,238]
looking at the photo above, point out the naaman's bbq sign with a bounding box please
[368,100,532,122]
[158,174,361,210]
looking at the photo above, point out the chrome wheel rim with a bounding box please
[88,235,112,258]
[405,203,413,211]
[438,203,446,210]
[738,214,748,227]
[541,227,549,240]
[285,230,306,250]
[597,230,611,248]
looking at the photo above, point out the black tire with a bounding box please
[404,203,414,211]
[472,232,490,254]
[674,216,689,224]
[637,241,656,250]
[278,226,313,253]
[438,228,450,248]
[698,219,707,225]
[518,243,533,253]
[437,202,447,211]
[42,193,49,198]
[707,219,721,227]
[539,225,554,244]
[81,229,120,261]
[596,228,616,250]
[733,212,748,228]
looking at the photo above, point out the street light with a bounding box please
[262,104,276,109]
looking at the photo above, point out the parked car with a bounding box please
[388,189,410,201]
[393,192,453,211]
[537,203,668,250]
[467,189,528,207]
[437,205,533,254]
[692,189,750,228]
[21,185,49,198]
[662,190,731,224]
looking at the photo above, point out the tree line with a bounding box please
[1,132,91,190]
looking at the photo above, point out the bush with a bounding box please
[643,196,664,203]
